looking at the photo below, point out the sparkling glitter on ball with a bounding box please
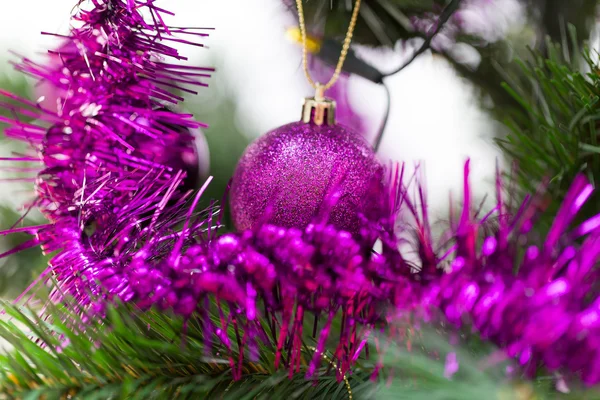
[230,121,383,233]
[133,106,209,191]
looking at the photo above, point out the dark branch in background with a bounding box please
[372,0,462,149]
[381,0,462,77]
[374,82,391,150]
[317,0,463,83]
[533,0,598,58]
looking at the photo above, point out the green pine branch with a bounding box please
[375,328,519,400]
[0,299,374,399]
[0,206,47,298]
[492,36,600,233]
[2,297,600,398]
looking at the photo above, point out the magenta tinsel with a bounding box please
[0,0,211,221]
[0,0,399,381]
[392,161,600,385]
[29,169,401,380]
[0,0,211,287]
[1,0,600,388]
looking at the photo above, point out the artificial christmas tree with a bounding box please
[0,1,599,399]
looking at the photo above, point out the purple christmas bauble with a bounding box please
[230,121,383,233]
[133,106,210,192]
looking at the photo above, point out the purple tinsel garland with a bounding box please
[396,162,600,385]
[1,0,210,220]
[0,0,599,388]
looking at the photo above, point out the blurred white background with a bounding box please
[0,0,524,216]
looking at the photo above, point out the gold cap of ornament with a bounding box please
[301,86,336,126]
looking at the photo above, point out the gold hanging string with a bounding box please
[295,0,362,100]
[307,346,353,399]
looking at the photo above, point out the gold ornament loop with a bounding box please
[315,83,325,101]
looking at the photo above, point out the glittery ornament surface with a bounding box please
[133,106,207,191]
[230,121,383,233]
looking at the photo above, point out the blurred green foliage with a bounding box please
[185,70,252,230]
[298,0,599,50]
[191,95,250,210]
[0,73,34,127]
[300,0,444,47]
[0,74,46,298]
[0,207,47,298]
